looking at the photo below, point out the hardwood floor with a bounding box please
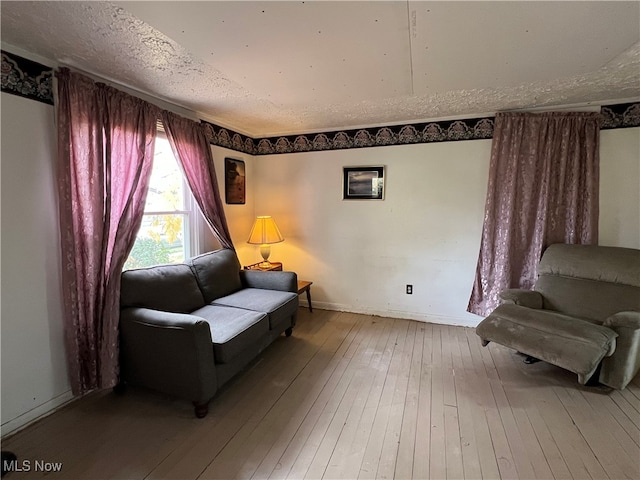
[3,308,639,479]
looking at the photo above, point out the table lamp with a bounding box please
[247,216,284,267]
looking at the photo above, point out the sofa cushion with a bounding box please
[189,249,243,303]
[477,304,618,381]
[211,288,298,330]
[191,305,268,364]
[121,264,205,313]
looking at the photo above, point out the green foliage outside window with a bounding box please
[124,236,171,270]
[124,214,185,270]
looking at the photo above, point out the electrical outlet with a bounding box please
[406,284,413,294]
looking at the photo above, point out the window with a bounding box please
[124,133,200,269]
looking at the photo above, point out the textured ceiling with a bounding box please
[1,1,639,137]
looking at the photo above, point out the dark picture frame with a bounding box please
[224,157,246,204]
[342,166,385,200]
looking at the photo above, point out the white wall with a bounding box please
[254,140,492,326]
[599,127,640,248]
[253,127,640,326]
[1,93,72,435]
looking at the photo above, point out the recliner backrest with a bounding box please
[535,244,640,323]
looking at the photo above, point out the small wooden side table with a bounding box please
[297,280,313,312]
[244,262,283,271]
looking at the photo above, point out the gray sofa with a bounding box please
[118,249,298,417]
[476,244,640,389]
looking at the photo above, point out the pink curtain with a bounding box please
[56,68,159,394]
[468,112,601,316]
[160,110,234,250]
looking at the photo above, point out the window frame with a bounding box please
[124,130,202,269]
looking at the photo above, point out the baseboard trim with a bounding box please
[306,301,481,328]
[1,390,76,438]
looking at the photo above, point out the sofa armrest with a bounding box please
[600,311,640,390]
[119,307,217,404]
[499,289,543,309]
[121,307,209,329]
[240,270,298,293]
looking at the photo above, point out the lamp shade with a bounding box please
[247,216,284,245]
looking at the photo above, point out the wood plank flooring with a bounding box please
[3,308,639,479]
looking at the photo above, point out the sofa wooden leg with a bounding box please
[285,327,293,337]
[193,402,209,418]
[523,355,540,364]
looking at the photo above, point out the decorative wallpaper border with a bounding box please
[600,102,640,130]
[202,117,495,156]
[2,51,638,154]
[253,117,496,155]
[202,121,257,155]
[206,102,640,155]
[1,50,53,105]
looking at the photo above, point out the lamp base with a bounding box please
[259,244,272,266]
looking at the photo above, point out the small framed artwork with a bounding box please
[225,158,246,204]
[342,166,385,200]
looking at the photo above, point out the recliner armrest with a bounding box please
[600,311,640,390]
[603,311,640,329]
[499,289,543,309]
[240,270,298,293]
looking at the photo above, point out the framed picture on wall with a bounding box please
[342,166,385,200]
[225,158,246,204]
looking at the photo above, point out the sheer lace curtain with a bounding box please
[57,68,159,394]
[160,110,234,250]
[468,112,601,317]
